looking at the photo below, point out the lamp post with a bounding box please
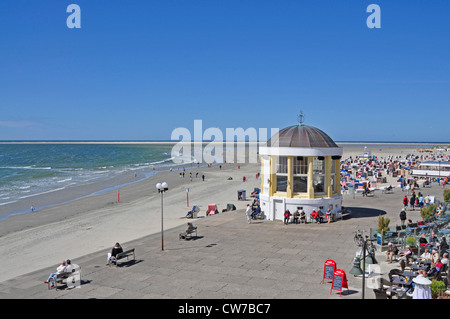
[349,236,375,299]
[156,182,168,251]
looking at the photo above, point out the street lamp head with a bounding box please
[156,182,168,192]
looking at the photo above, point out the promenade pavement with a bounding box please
[0,183,446,300]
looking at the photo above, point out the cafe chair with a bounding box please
[373,288,389,299]
[380,278,392,290]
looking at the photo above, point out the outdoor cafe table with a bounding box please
[410,264,426,271]
[418,259,431,266]
[392,277,412,288]
[402,270,417,278]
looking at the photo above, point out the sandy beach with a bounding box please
[0,160,261,283]
[0,143,447,284]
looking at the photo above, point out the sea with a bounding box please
[0,142,194,221]
[0,141,447,221]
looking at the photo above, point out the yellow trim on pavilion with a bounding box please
[260,155,341,199]
[286,156,293,198]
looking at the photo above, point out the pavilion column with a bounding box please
[269,156,275,196]
[326,156,332,198]
[260,155,264,193]
[335,160,341,196]
[308,156,314,199]
[287,156,293,198]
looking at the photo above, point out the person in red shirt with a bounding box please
[284,210,291,225]
[403,195,409,208]
[311,210,319,223]
[427,259,443,278]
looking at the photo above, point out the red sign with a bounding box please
[322,259,336,284]
[330,269,349,296]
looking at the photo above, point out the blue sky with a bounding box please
[0,0,449,142]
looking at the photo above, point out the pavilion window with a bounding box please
[313,156,325,194]
[331,159,336,193]
[293,156,308,193]
[276,156,288,192]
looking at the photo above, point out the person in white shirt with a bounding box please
[246,204,252,224]
[45,261,67,287]
[420,248,432,261]
[65,259,74,272]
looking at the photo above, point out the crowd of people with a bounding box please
[401,191,432,211]
[282,208,333,225]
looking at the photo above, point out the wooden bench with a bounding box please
[111,249,136,267]
[48,266,81,290]
[337,208,352,221]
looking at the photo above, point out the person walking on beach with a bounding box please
[246,204,252,224]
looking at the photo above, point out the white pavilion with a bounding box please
[258,123,343,222]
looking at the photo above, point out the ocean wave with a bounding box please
[0,200,17,206]
[0,166,52,170]
[57,178,73,183]
[149,157,176,165]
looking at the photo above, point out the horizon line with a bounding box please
[0,140,449,145]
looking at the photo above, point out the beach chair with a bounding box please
[206,204,218,216]
[186,205,200,218]
[250,188,260,197]
[226,203,236,211]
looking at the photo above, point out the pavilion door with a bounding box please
[273,199,284,221]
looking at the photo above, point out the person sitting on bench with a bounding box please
[251,206,260,220]
[317,209,324,223]
[44,261,67,288]
[179,222,196,239]
[65,259,74,272]
[106,242,123,265]
[427,259,443,278]
[311,210,320,223]
[362,186,370,196]
[300,209,306,224]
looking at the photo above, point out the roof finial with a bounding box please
[297,110,305,126]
